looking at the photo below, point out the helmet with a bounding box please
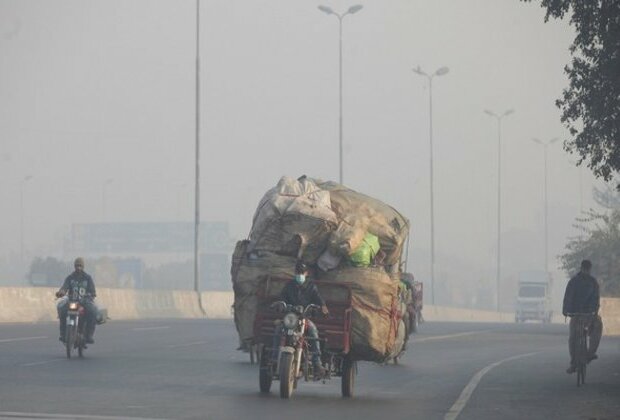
[295,261,308,274]
[74,257,85,268]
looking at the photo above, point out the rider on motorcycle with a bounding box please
[56,257,98,344]
[275,261,329,375]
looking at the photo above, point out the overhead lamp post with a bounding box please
[102,178,113,222]
[194,0,202,296]
[484,108,514,311]
[532,137,558,273]
[318,4,363,185]
[412,65,449,305]
[20,175,33,262]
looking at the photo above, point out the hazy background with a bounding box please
[0,0,601,308]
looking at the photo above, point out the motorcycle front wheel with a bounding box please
[65,326,75,359]
[341,356,355,398]
[279,352,295,399]
[259,348,272,393]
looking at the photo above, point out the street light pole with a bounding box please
[412,66,449,305]
[194,0,201,295]
[532,137,558,273]
[484,108,514,311]
[318,4,363,185]
[20,175,33,262]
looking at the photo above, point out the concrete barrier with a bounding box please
[0,287,58,323]
[200,291,234,319]
[423,305,513,323]
[601,297,620,336]
[1,287,617,335]
[0,287,208,323]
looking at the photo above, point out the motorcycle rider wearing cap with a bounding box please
[275,262,329,376]
[56,257,98,344]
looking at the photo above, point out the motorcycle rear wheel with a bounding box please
[279,352,295,399]
[259,348,272,393]
[341,356,355,398]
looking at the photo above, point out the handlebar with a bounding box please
[55,291,94,300]
[270,301,322,316]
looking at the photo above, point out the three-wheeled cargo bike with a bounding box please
[253,277,357,398]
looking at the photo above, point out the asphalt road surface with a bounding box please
[1,319,618,420]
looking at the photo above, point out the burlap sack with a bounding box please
[232,252,298,342]
[328,216,369,257]
[319,267,402,362]
[248,177,338,260]
[314,181,410,266]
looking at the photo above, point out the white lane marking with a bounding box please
[444,351,540,420]
[0,411,160,419]
[20,358,65,367]
[413,330,491,343]
[168,340,210,349]
[0,336,47,344]
[132,326,170,331]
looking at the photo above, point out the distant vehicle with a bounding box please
[515,270,553,323]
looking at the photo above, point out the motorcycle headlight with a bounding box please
[283,313,299,329]
[69,302,79,310]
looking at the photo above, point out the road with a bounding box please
[0,319,618,420]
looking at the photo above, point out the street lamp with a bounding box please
[20,175,33,262]
[318,4,364,185]
[194,0,204,310]
[412,65,449,305]
[102,178,114,222]
[532,137,558,273]
[484,108,514,311]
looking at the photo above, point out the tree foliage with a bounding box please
[561,208,620,296]
[523,1,620,182]
[28,257,71,286]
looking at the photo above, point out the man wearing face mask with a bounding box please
[278,261,329,375]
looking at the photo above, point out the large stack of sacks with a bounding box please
[231,176,410,362]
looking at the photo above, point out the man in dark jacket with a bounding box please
[276,262,329,375]
[56,257,98,344]
[562,259,603,373]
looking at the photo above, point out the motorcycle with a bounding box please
[258,300,356,399]
[58,293,92,359]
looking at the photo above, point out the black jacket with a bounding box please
[562,272,600,315]
[280,280,325,308]
[59,271,96,300]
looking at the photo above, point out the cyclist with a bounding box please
[562,259,603,374]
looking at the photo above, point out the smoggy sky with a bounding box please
[0,0,602,284]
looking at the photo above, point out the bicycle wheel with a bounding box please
[577,363,586,386]
[574,316,588,387]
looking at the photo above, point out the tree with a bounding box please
[522,1,620,182]
[561,208,620,296]
[28,257,71,286]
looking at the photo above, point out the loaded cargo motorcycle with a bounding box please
[255,279,356,399]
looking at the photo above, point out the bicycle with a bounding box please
[567,313,594,387]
